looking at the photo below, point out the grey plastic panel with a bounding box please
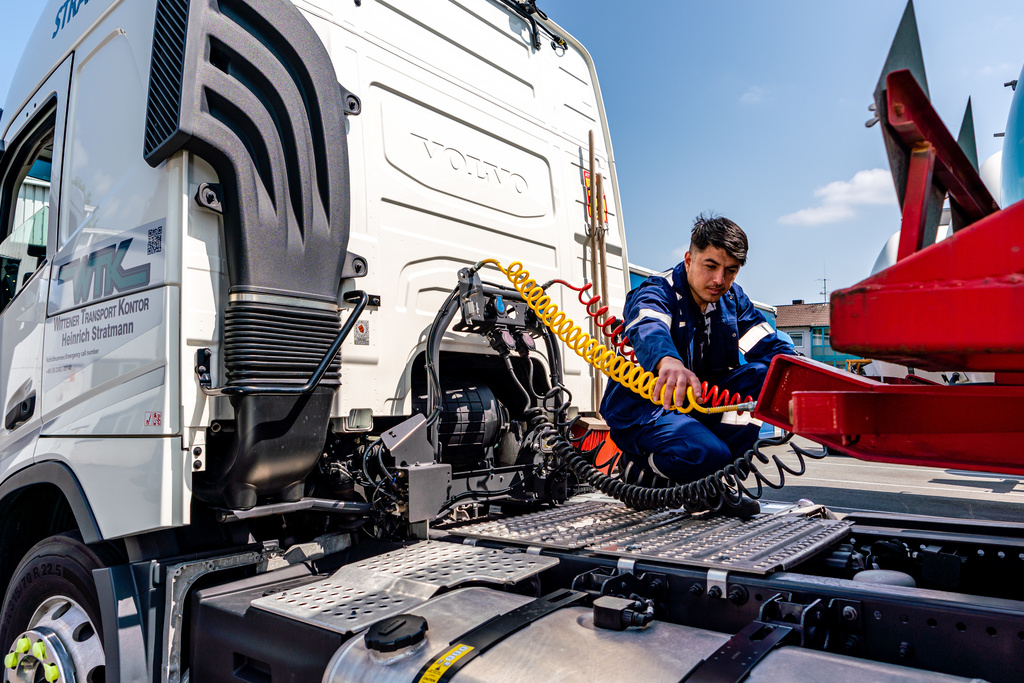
[447,501,853,574]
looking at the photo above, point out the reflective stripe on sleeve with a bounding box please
[625,308,672,331]
[738,322,775,354]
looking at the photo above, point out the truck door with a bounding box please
[0,59,71,478]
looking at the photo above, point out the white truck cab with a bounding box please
[0,0,627,537]
[0,1,630,678]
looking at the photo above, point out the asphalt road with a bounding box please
[755,436,1024,523]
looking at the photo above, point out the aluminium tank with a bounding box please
[322,587,984,683]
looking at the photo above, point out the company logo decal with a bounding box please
[53,0,90,39]
[56,239,151,306]
[411,133,529,194]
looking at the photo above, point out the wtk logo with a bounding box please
[56,239,150,305]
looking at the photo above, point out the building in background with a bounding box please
[775,300,860,368]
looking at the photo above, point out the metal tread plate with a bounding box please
[447,502,853,575]
[252,541,557,634]
[451,500,691,549]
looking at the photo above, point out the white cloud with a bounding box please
[740,86,765,105]
[779,168,896,226]
[979,61,1015,77]
[671,245,689,259]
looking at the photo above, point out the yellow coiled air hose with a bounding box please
[475,259,756,415]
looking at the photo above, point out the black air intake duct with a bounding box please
[145,0,355,508]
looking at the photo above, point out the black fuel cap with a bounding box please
[364,615,428,653]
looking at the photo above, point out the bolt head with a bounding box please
[842,606,858,621]
[192,446,203,457]
[4,652,18,669]
[193,460,203,470]
[44,663,59,682]
[15,638,29,655]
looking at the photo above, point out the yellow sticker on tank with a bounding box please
[417,644,475,683]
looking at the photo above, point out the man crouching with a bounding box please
[600,213,794,516]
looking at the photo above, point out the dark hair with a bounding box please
[690,212,748,265]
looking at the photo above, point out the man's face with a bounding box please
[684,245,742,309]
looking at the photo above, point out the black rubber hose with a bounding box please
[547,412,826,511]
[425,287,462,428]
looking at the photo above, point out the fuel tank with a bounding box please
[322,587,981,683]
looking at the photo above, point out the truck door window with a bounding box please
[0,108,55,312]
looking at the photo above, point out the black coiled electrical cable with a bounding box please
[425,268,829,514]
[549,413,828,512]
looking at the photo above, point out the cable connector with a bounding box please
[592,595,654,631]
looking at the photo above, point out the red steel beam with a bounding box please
[828,69,1021,372]
[830,177,1024,372]
[886,70,999,223]
[896,142,936,261]
[756,356,1024,475]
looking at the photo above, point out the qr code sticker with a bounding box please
[148,226,163,255]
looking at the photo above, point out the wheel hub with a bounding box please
[3,596,103,683]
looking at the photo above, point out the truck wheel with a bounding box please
[0,534,113,683]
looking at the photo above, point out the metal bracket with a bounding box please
[214,497,369,522]
[616,558,636,574]
[381,413,434,466]
[570,566,668,604]
[759,594,826,648]
[273,532,353,570]
[706,569,728,599]
[340,250,368,279]
[829,597,864,653]
[161,550,267,683]
[160,534,355,682]
[194,182,223,213]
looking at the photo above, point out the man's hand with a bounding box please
[653,357,702,409]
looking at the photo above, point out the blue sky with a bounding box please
[540,0,1024,305]
[3,1,1022,306]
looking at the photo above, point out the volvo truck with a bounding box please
[0,1,1021,682]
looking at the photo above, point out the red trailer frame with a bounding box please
[754,69,1024,471]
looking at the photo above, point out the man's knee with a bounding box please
[611,417,734,483]
[652,432,731,482]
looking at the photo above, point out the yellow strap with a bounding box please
[417,644,475,683]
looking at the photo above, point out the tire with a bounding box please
[0,533,115,683]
